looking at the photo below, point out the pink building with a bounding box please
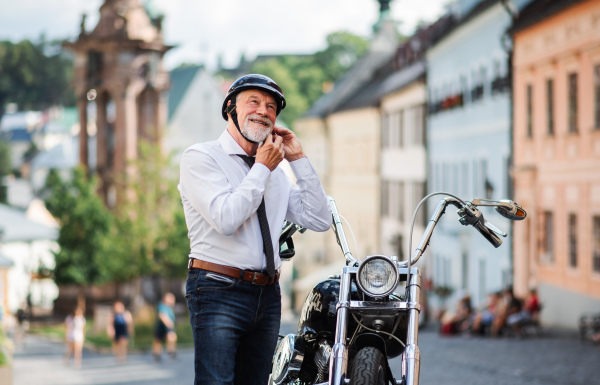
[512,0,600,328]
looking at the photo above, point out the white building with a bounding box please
[165,65,226,160]
[0,203,59,313]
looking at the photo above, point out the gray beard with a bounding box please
[241,116,272,142]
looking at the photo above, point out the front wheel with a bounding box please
[349,347,387,385]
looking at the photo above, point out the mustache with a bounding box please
[246,114,273,128]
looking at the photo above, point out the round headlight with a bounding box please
[356,255,399,298]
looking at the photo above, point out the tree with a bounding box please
[251,58,309,125]
[238,30,368,128]
[0,38,75,119]
[109,141,190,280]
[0,138,10,203]
[314,31,369,85]
[43,167,114,298]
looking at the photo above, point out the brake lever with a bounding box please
[484,220,507,238]
[457,203,503,248]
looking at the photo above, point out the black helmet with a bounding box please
[221,74,286,121]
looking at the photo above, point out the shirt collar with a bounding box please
[219,129,250,157]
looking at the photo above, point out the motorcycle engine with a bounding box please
[313,339,332,383]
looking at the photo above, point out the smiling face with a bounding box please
[232,89,277,143]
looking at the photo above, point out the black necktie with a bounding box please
[237,155,276,277]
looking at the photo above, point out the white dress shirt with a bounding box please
[178,130,331,271]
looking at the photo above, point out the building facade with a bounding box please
[512,0,600,328]
[293,11,399,306]
[426,0,519,308]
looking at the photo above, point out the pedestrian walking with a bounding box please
[107,301,133,363]
[153,293,177,362]
[64,306,86,368]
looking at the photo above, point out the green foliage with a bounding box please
[0,138,9,203]
[241,30,367,127]
[251,58,309,125]
[0,38,75,118]
[0,138,9,177]
[314,31,369,84]
[0,328,8,366]
[43,167,114,286]
[31,319,193,351]
[109,141,190,279]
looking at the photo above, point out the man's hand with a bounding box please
[255,132,285,171]
[272,126,306,162]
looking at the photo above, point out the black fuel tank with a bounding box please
[297,278,359,339]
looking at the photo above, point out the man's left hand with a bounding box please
[272,126,306,162]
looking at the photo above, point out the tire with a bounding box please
[349,347,387,385]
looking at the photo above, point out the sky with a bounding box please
[0,0,450,71]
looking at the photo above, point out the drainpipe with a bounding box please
[500,0,518,287]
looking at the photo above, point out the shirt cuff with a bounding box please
[289,157,314,180]
[249,162,271,184]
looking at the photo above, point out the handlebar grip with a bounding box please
[473,221,502,248]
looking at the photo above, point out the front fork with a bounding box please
[328,268,421,385]
[403,271,421,385]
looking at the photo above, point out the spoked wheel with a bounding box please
[349,347,387,385]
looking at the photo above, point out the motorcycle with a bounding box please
[272,192,526,385]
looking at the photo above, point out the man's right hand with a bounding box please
[255,133,284,171]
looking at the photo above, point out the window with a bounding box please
[593,216,600,273]
[381,180,404,221]
[381,180,389,216]
[413,182,427,226]
[540,211,554,262]
[461,75,468,104]
[547,79,554,135]
[381,113,389,149]
[527,84,533,138]
[413,104,426,146]
[568,214,577,267]
[480,159,489,198]
[595,65,600,129]
[87,51,103,86]
[382,110,403,148]
[480,66,487,97]
[453,163,460,195]
[568,73,578,133]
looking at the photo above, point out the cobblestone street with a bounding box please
[12,323,600,384]
[403,327,600,385]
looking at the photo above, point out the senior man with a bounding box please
[179,74,331,385]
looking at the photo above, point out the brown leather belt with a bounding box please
[188,259,279,286]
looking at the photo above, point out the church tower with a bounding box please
[64,0,172,207]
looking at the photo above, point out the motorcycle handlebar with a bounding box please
[472,220,503,248]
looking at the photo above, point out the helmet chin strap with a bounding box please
[226,102,258,145]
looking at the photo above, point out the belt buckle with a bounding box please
[251,272,267,286]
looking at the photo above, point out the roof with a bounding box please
[0,204,58,243]
[304,20,399,118]
[429,0,501,49]
[0,111,43,131]
[509,0,587,34]
[168,65,201,121]
[42,107,78,134]
[336,60,426,112]
[30,138,79,170]
[0,128,32,142]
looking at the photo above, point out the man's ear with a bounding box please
[226,99,236,117]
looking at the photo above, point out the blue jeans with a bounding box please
[185,268,281,385]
